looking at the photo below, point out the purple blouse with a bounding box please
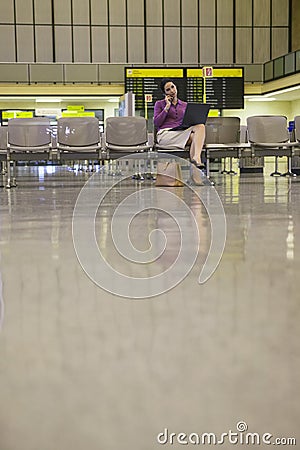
[153,98,187,130]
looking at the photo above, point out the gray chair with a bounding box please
[104,116,151,178]
[246,115,296,177]
[204,117,250,177]
[6,118,52,188]
[153,125,190,160]
[105,116,150,155]
[57,117,102,169]
[204,116,249,177]
[291,116,300,174]
[294,116,300,143]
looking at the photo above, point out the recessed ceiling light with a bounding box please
[247,97,276,102]
[0,96,36,100]
[36,98,62,103]
[264,85,300,97]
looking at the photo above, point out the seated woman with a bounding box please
[153,78,206,171]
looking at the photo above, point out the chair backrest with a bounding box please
[57,117,100,146]
[105,116,148,146]
[8,118,51,147]
[294,116,300,142]
[205,117,240,144]
[247,115,289,143]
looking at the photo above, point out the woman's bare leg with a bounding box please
[186,124,206,165]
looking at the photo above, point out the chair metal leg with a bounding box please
[132,158,144,180]
[151,159,156,179]
[270,156,282,176]
[227,157,237,175]
[206,156,211,178]
[84,159,89,172]
[0,162,4,188]
[144,161,152,179]
[6,151,12,189]
[139,159,145,180]
[149,158,156,180]
[220,157,229,174]
[117,160,123,175]
[282,156,297,177]
[1,161,7,175]
[110,160,116,176]
[11,161,17,187]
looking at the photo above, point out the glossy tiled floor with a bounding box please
[0,161,299,449]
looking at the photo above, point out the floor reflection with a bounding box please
[0,165,299,450]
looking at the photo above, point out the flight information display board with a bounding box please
[125,67,244,110]
[187,68,244,109]
[125,68,186,110]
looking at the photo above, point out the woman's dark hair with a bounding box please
[160,78,176,93]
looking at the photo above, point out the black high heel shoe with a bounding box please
[190,159,206,171]
[190,159,206,170]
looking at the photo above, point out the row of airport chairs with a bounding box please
[0,117,103,188]
[0,116,151,188]
[154,115,300,178]
[205,115,300,178]
[1,115,300,188]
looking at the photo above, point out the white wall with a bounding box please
[223,100,296,124]
[291,99,300,119]
[0,99,120,121]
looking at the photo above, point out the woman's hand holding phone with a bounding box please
[164,95,172,111]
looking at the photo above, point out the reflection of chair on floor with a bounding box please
[57,117,102,170]
[7,118,52,188]
[204,117,249,178]
[104,116,151,178]
[0,127,7,187]
[247,115,296,177]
